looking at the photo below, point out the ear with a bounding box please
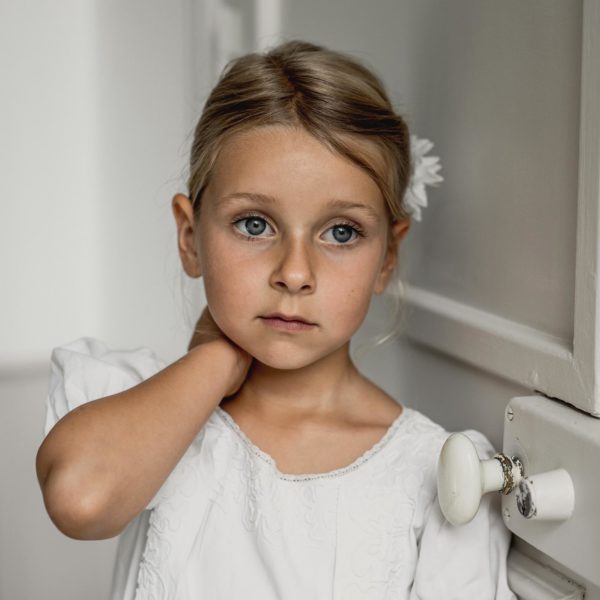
[373,217,411,295]
[172,193,202,278]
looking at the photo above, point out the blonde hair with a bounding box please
[185,40,412,357]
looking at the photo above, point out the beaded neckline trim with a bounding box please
[214,405,411,482]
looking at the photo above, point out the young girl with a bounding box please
[36,40,515,599]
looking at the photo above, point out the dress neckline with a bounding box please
[214,404,410,482]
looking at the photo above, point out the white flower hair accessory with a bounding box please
[403,134,444,222]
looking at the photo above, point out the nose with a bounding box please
[269,236,316,294]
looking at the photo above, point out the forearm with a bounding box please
[36,341,235,540]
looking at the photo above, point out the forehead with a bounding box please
[207,125,387,211]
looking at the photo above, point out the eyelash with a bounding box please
[231,212,366,246]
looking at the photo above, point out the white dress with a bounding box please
[44,337,517,600]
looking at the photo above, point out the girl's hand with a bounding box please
[188,306,253,397]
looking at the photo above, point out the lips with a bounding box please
[262,312,315,325]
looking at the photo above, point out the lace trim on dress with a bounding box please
[214,405,412,482]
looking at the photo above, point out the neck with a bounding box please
[224,341,363,425]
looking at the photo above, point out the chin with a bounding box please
[254,347,317,370]
[257,356,315,371]
[238,338,330,371]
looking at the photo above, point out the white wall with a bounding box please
[0,2,207,598]
[0,0,206,369]
[1,2,104,366]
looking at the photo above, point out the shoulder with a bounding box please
[381,406,447,475]
[50,336,166,378]
[388,405,448,458]
[45,336,167,436]
[390,406,497,461]
[373,407,498,499]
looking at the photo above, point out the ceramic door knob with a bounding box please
[437,432,523,525]
[437,433,576,525]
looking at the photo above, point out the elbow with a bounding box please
[45,490,105,540]
[38,466,121,540]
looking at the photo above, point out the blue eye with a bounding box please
[233,216,274,238]
[324,224,359,244]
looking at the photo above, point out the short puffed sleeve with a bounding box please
[409,429,517,600]
[43,336,169,510]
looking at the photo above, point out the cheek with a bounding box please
[320,257,380,327]
[330,281,373,329]
[199,236,264,330]
[203,266,252,310]
[202,273,251,348]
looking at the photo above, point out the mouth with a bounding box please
[260,313,317,331]
[261,312,316,325]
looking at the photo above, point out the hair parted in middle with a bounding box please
[185,39,413,355]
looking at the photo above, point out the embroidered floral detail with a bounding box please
[335,412,446,599]
[298,480,339,547]
[135,549,170,600]
[347,499,416,598]
[229,438,285,545]
[133,426,210,598]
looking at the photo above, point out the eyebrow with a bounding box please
[220,192,381,221]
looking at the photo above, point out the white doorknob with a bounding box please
[437,433,576,526]
[437,432,522,526]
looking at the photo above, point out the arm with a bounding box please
[36,311,251,541]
